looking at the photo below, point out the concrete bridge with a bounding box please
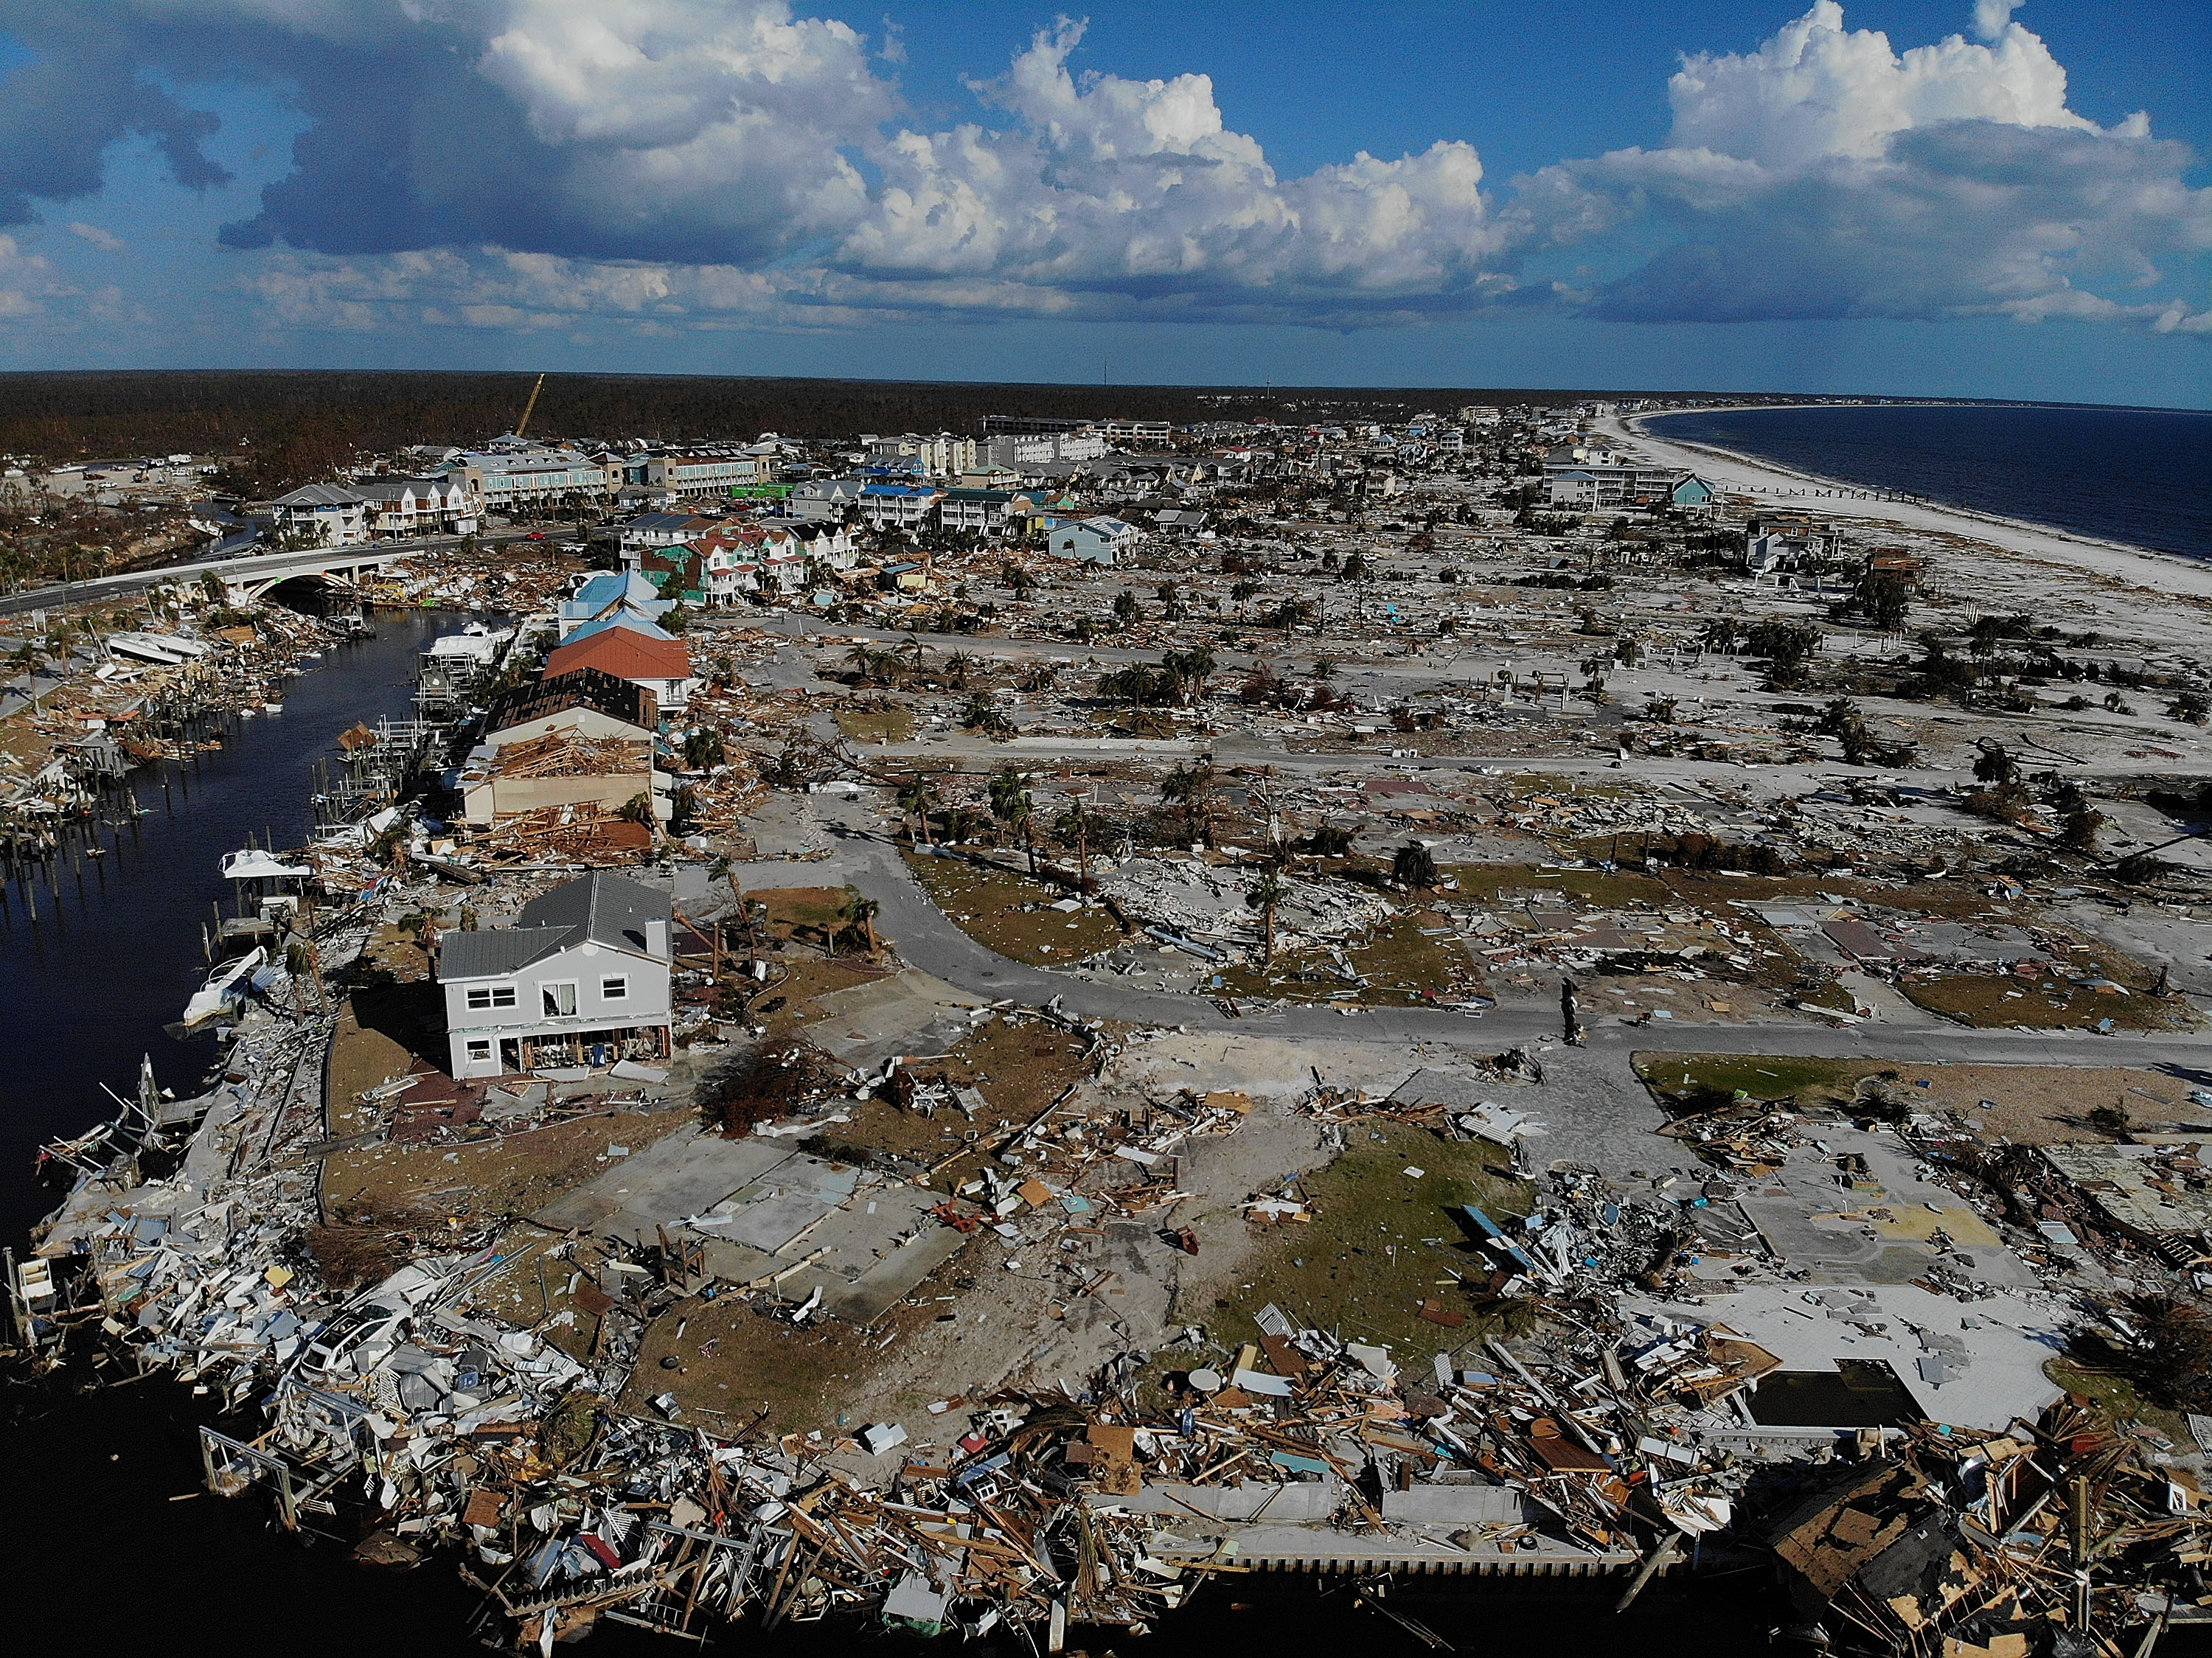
[0,529,541,620]
[214,543,419,603]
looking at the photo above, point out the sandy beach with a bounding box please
[1604,410,2212,605]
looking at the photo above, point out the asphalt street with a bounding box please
[754,796,2212,1080]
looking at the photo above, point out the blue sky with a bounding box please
[0,1,2205,405]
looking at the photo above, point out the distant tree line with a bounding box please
[0,370,1704,495]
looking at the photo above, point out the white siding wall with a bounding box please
[443,936,672,1076]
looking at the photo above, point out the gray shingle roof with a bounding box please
[272,484,366,508]
[437,926,572,980]
[436,872,670,981]
[520,871,669,955]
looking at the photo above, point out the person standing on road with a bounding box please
[1561,977,1582,1045]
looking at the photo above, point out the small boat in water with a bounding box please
[181,947,265,1029]
[219,849,312,881]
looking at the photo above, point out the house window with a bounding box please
[542,982,577,1018]
[601,975,628,1001]
[465,983,518,1011]
[465,1039,492,1062]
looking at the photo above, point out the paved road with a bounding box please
[745,797,2212,1075]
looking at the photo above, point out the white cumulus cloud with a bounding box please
[0,234,90,324]
[0,0,2200,343]
[838,22,1512,323]
[1665,0,2090,170]
[1526,1,2211,330]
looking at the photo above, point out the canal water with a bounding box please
[0,617,1790,1656]
[0,609,445,1247]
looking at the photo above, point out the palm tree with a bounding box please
[896,775,939,845]
[1164,646,1217,708]
[943,650,978,688]
[1161,759,1217,847]
[840,888,881,955]
[43,619,77,669]
[1054,798,1095,888]
[962,692,1012,737]
[989,767,1037,874]
[1391,843,1438,890]
[681,726,726,770]
[844,641,881,682]
[1245,866,1292,962]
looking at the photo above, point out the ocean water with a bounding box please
[1646,403,2212,560]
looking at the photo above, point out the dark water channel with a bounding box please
[0,608,447,1248]
[0,610,1790,1656]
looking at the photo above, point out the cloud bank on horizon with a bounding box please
[0,0,2205,345]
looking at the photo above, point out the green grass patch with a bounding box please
[835,705,914,744]
[746,885,855,947]
[1899,968,2194,1032]
[1449,862,1677,910]
[753,956,891,1034]
[1795,978,1860,1014]
[1632,1051,1873,1107]
[1200,1121,1533,1359]
[1450,862,2031,927]
[2042,1358,2191,1449]
[903,850,1124,965]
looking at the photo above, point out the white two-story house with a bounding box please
[437,871,673,1078]
[269,484,369,547]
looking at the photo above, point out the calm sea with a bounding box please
[1646,403,2212,560]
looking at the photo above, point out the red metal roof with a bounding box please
[544,626,693,684]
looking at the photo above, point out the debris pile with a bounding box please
[476,804,655,867]
[1099,856,1393,956]
[1759,1397,2210,1655]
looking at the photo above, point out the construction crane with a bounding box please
[513,372,546,439]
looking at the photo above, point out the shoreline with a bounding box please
[1642,415,2171,554]
[1614,408,2212,603]
[1637,404,2196,555]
